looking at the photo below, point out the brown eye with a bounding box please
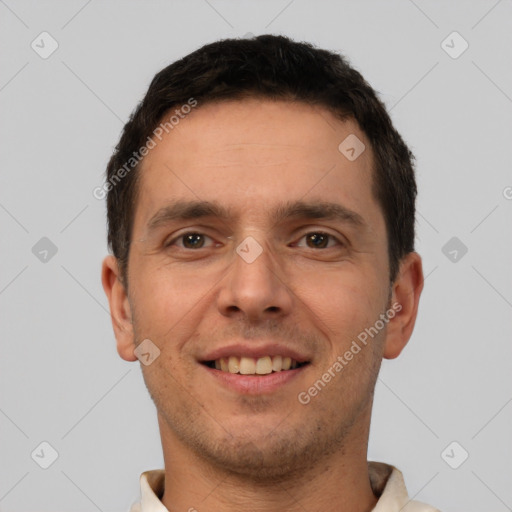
[166,232,215,249]
[306,233,329,248]
[182,233,205,249]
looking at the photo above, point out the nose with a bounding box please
[216,237,293,323]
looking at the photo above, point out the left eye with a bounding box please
[295,232,341,249]
[168,233,215,249]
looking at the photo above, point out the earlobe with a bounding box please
[383,252,424,360]
[101,255,138,362]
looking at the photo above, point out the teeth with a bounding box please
[239,356,256,374]
[212,355,303,374]
[255,356,272,374]
[228,356,240,374]
[272,355,282,371]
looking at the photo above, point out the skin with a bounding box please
[102,98,424,512]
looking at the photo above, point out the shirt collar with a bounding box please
[130,461,439,512]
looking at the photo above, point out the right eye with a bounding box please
[165,232,215,250]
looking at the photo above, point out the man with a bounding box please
[101,34,439,511]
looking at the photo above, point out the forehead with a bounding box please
[134,98,381,230]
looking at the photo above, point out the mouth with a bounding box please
[202,356,310,375]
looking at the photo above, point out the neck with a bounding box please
[158,409,378,512]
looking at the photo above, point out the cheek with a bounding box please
[292,264,383,337]
[129,260,223,343]
[297,269,386,406]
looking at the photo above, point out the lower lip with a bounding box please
[202,364,308,394]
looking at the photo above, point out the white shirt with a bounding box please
[129,461,440,512]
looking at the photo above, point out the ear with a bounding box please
[383,251,424,359]
[101,255,138,362]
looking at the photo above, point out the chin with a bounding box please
[201,436,313,482]
[186,418,348,483]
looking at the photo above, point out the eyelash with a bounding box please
[165,231,344,250]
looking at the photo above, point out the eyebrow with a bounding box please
[146,199,367,232]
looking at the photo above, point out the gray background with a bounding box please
[1,0,511,511]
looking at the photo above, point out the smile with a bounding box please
[203,355,309,375]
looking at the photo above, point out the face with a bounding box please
[103,98,423,479]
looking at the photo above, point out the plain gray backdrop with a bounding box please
[1,1,511,511]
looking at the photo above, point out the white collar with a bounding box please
[129,461,440,512]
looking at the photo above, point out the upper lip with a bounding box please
[200,343,311,363]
